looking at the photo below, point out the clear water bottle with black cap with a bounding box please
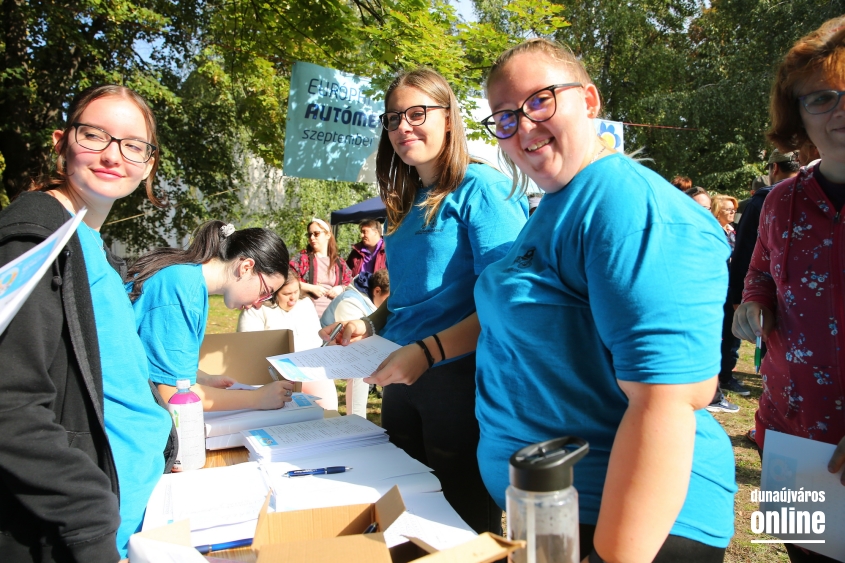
[507,436,589,563]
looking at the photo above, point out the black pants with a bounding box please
[580,524,726,562]
[719,298,741,384]
[381,353,502,535]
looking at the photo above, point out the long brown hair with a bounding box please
[375,68,470,234]
[768,16,845,152]
[306,219,340,266]
[31,84,164,207]
[485,38,594,197]
[127,220,289,301]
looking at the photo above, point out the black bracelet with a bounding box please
[431,333,446,362]
[589,548,607,563]
[415,340,435,369]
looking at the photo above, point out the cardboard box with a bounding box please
[249,485,525,563]
[252,485,405,563]
[199,329,302,392]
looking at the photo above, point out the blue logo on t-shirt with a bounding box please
[511,248,535,269]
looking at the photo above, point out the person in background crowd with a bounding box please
[320,269,390,417]
[0,84,175,561]
[346,219,386,277]
[473,38,734,561]
[730,149,799,446]
[290,218,352,317]
[670,175,693,191]
[127,221,296,412]
[706,193,748,409]
[733,16,845,562]
[321,67,528,535]
[710,195,739,248]
[238,270,338,410]
[685,186,712,209]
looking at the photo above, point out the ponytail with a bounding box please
[127,220,289,301]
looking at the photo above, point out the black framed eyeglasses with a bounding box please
[378,105,449,132]
[72,123,157,163]
[480,83,583,139]
[798,90,845,115]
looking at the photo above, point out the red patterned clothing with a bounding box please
[289,250,352,288]
[743,164,845,450]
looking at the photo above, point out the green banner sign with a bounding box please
[283,61,384,183]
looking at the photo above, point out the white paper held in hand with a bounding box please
[266,335,401,382]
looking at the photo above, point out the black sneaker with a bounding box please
[722,377,750,397]
[706,397,740,413]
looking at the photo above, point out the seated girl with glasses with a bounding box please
[0,84,176,561]
[126,220,297,412]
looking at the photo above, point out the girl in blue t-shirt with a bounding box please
[471,39,735,561]
[319,68,528,534]
[0,84,175,560]
[126,220,296,412]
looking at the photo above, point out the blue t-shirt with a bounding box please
[474,154,736,547]
[128,263,209,386]
[381,163,528,346]
[77,223,172,557]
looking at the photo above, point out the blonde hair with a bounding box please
[768,16,845,152]
[710,194,738,224]
[375,68,470,235]
[485,38,595,196]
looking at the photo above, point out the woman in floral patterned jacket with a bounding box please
[733,17,845,554]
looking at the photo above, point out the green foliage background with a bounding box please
[1,0,842,253]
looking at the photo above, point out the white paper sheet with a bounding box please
[143,462,269,541]
[0,209,87,335]
[384,492,477,549]
[759,431,845,561]
[266,335,401,381]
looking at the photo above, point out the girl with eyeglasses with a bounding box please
[289,218,352,318]
[474,38,737,563]
[126,220,297,413]
[321,68,528,534]
[0,85,176,561]
[733,17,845,562]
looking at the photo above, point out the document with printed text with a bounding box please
[266,335,401,382]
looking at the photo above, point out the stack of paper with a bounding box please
[242,415,388,463]
[204,393,323,450]
[143,462,271,547]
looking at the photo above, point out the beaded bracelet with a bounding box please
[415,340,435,369]
[431,333,446,362]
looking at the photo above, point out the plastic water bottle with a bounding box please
[507,436,589,563]
[167,379,206,471]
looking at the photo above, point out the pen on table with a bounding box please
[322,323,343,347]
[755,310,763,374]
[284,466,352,478]
[196,538,252,554]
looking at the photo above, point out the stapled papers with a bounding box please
[242,414,389,463]
[204,393,323,450]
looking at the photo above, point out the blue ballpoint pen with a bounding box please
[196,538,252,554]
[284,466,353,477]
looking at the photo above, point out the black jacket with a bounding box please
[728,185,773,305]
[0,192,176,563]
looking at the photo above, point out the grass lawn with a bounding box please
[206,296,781,560]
